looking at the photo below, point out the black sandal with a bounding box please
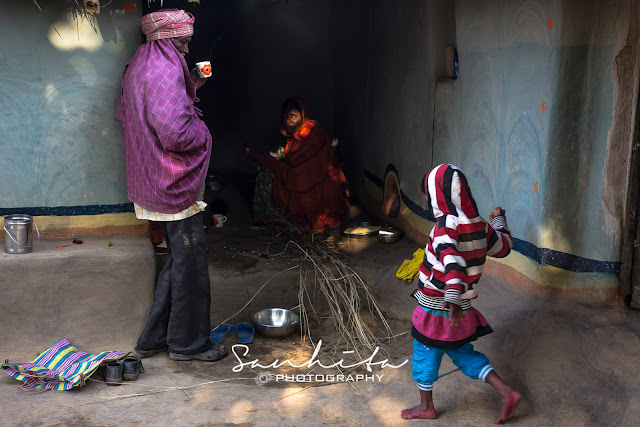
[168,344,228,361]
[132,347,165,359]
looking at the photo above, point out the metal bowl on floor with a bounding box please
[377,226,403,244]
[251,308,300,338]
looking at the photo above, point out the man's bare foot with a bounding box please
[494,389,521,424]
[401,406,437,420]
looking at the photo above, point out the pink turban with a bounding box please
[140,9,195,42]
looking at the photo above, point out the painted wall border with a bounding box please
[0,203,134,217]
[0,204,146,238]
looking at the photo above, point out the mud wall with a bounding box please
[0,1,142,211]
[435,0,618,262]
[332,0,638,290]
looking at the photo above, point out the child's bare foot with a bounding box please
[494,389,521,424]
[401,405,437,420]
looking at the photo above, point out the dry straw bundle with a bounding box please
[267,219,393,358]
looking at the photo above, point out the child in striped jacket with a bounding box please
[401,164,521,424]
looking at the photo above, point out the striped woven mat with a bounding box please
[1,339,126,391]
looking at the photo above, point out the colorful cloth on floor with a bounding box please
[141,9,195,42]
[116,37,212,214]
[411,164,512,349]
[1,339,126,391]
[396,248,425,282]
[259,97,349,232]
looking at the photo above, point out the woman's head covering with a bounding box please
[141,9,195,42]
[280,97,312,137]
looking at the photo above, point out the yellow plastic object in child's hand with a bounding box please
[396,248,425,282]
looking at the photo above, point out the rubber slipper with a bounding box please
[168,344,228,362]
[237,322,255,344]
[210,324,236,344]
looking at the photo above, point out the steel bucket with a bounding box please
[3,214,40,254]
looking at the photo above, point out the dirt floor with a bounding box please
[1,182,640,426]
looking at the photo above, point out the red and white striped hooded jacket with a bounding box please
[417,164,513,307]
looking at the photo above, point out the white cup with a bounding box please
[196,61,212,78]
[213,214,227,228]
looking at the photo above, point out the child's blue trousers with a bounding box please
[412,339,494,391]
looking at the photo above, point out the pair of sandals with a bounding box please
[105,355,144,385]
[210,323,254,344]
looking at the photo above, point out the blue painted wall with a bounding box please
[0,1,142,209]
[332,0,623,266]
[434,0,617,262]
[1,0,628,271]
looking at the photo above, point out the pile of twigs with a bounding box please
[267,220,392,358]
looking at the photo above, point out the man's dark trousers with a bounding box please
[136,212,211,355]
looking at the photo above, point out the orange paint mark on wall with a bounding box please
[534,181,539,193]
[547,17,553,28]
[540,101,547,113]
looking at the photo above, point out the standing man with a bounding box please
[116,9,226,362]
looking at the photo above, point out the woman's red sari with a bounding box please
[271,98,350,231]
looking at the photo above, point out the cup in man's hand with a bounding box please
[196,61,212,78]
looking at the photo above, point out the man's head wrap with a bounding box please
[140,9,195,42]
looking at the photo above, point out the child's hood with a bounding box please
[424,164,480,220]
